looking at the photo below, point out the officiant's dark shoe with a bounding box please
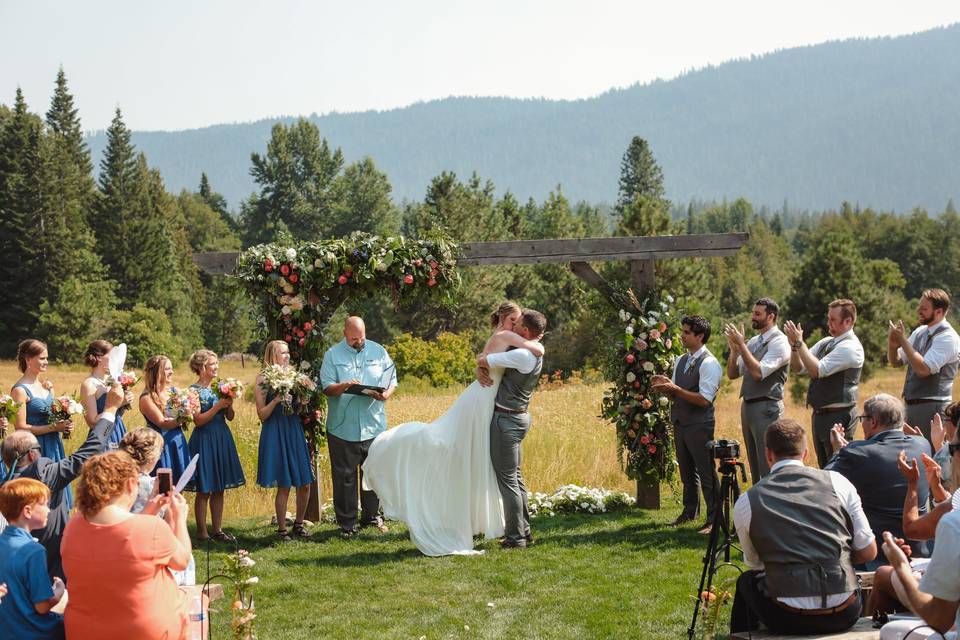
[499,538,527,549]
[697,523,713,535]
[339,528,358,540]
[670,514,696,527]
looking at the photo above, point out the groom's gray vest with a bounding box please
[496,352,543,413]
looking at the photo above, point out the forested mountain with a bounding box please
[84,24,960,212]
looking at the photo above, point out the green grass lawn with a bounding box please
[196,505,735,639]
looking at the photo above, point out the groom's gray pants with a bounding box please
[490,409,531,543]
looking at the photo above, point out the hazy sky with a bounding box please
[3,1,959,132]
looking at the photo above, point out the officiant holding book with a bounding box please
[320,316,398,538]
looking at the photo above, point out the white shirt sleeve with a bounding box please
[733,492,763,570]
[827,470,876,551]
[486,349,538,374]
[671,355,681,384]
[758,332,791,380]
[817,336,865,378]
[919,513,960,603]
[923,327,960,374]
[99,411,116,424]
[698,357,722,403]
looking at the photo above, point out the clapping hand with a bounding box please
[881,531,913,571]
[897,450,921,485]
[903,424,923,438]
[829,423,849,453]
[888,320,907,346]
[723,323,746,350]
[920,452,943,490]
[931,413,946,452]
[51,576,65,601]
[783,320,803,344]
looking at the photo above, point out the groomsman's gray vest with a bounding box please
[903,324,958,400]
[496,354,543,412]
[748,465,858,606]
[740,332,788,401]
[671,351,715,427]
[806,334,861,409]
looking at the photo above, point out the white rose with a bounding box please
[625,326,634,335]
[245,577,259,585]
[637,333,647,340]
[625,372,636,383]
[314,259,323,268]
[285,248,297,260]
[281,305,291,316]
[642,361,655,372]
[658,396,669,406]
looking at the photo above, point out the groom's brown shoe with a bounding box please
[499,538,527,549]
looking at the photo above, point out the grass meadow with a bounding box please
[5,360,955,638]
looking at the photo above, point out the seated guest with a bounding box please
[0,383,126,580]
[930,402,960,493]
[0,478,65,640]
[60,451,191,639]
[825,393,932,564]
[730,419,877,635]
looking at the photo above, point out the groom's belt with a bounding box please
[494,404,528,415]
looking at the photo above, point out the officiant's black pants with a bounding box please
[490,410,531,543]
[328,434,380,532]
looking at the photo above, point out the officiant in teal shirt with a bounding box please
[320,316,397,537]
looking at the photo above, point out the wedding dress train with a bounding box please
[361,369,505,556]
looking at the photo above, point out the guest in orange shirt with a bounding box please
[61,451,192,640]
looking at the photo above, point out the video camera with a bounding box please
[705,438,740,460]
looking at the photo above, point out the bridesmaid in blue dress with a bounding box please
[10,339,73,460]
[79,340,127,448]
[138,355,194,485]
[184,349,246,542]
[255,340,313,540]
[11,339,74,508]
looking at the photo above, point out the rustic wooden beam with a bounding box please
[193,233,749,274]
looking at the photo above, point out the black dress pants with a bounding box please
[328,433,380,531]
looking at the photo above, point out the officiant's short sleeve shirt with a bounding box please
[320,339,397,442]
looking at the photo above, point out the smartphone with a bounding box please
[156,468,172,495]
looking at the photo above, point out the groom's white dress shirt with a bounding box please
[486,348,537,374]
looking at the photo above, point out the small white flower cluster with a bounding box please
[527,484,635,518]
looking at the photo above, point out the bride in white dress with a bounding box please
[361,302,545,556]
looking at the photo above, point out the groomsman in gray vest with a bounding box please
[725,298,791,482]
[730,419,877,635]
[651,315,722,534]
[887,288,960,443]
[784,299,864,468]
[478,309,547,549]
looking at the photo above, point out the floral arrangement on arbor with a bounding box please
[234,231,461,456]
[600,290,684,481]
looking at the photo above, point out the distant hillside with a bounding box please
[86,24,960,212]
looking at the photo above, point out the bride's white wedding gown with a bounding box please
[361,369,505,556]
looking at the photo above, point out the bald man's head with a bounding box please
[344,316,366,350]
[2,430,40,468]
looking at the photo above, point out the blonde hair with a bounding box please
[189,349,217,375]
[262,340,289,367]
[118,428,164,470]
[75,451,139,517]
[16,339,47,373]
[143,354,172,411]
[489,301,521,329]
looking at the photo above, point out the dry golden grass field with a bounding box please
[3,359,955,522]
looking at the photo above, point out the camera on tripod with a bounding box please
[706,438,740,460]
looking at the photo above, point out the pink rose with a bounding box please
[640,435,650,445]
[647,445,657,454]
[640,398,653,410]
[649,329,661,340]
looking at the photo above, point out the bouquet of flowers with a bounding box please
[107,370,140,390]
[165,387,200,428]
[0,394,20,435]
[260,365,316,414]
[49,394,83,439]
[213,377,246,400]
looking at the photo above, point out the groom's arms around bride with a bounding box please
[476,323,546,387]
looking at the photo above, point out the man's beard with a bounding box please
[751,318,764,331]
[918,312,934,325]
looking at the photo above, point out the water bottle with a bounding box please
[188,593,205,640]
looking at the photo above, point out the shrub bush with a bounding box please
[388,332,476,387]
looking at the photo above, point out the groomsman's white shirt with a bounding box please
[897,319,960,400]
[486,348,538,374]
[799,329,865,378]
[670,346,722,403]
[737,326,791,380]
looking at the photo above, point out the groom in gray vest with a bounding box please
[784,299,864,468]
[887,288,960,444]
[725,298,791,482]
[478,309,547,549]
[730,419,877,635]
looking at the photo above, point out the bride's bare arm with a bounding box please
[482,330,545,357]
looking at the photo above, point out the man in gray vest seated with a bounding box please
[825,393,932,566]
[725,297,791,482]
[784,298,865,469]
[651,315,722,534]
[730,419,877,635]
[888,288,960,444]
[480,309,547,549]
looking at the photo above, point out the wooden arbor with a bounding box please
[195,232,748,511]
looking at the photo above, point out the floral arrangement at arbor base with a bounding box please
[234,231,460,455]
[528,484,635,518]
[600,289,684,482]
[223,549,259,640]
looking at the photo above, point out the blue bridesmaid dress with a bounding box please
[95,386,127,447]
[145,390,192,485]
[256,392,314,488]
[14,383,71,509]
[185,385,245,493]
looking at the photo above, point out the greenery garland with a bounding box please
[600,289,684,481]
[234,231,461,453]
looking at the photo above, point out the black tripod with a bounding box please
[687,457,748,639]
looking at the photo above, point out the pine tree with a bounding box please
[615,136,667,218]
[331,157,399,237]
[45,68,92,176]
[198,172,233,228]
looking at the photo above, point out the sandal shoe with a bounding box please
[292,522,312,538]
[277,528,292,541]
[211,531,237,543]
